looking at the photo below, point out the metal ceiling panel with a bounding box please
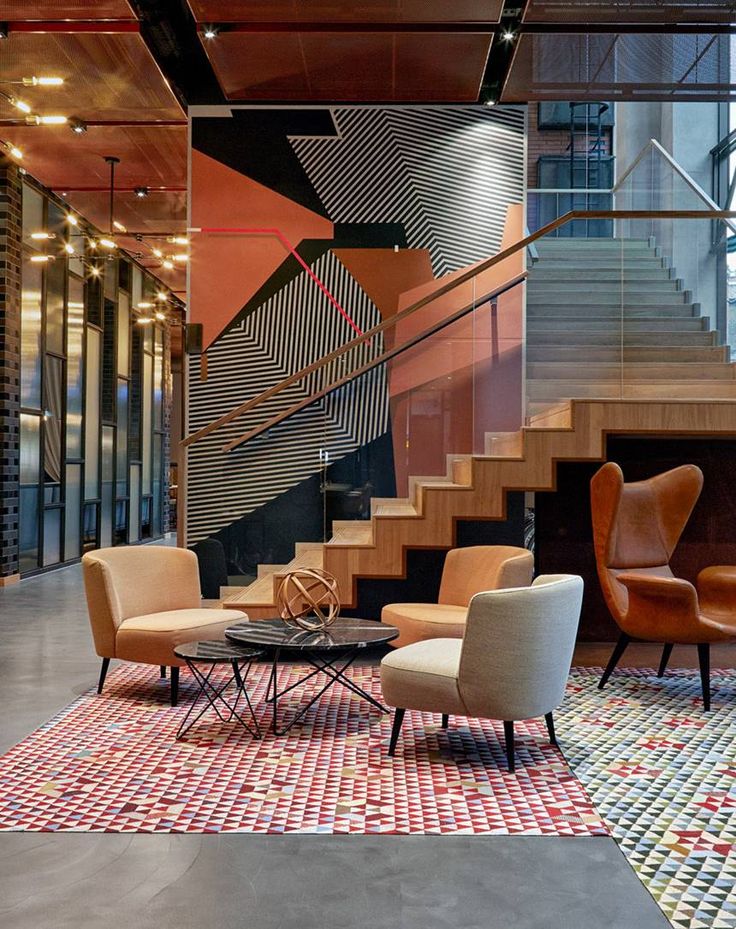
[0,32,183,121]
[202,31,493,101]
[2,0,136,20]
[188,1,503,24]
[1,125,187,188]
[61,189,187,234]
[502,32,735,101]
[523,0,736,24]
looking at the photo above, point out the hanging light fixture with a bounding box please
[23,76,64,86]
[103,155,120,250]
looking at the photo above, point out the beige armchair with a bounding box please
[381,575,584,770]
[82,545,247,705]
[381,545,534,648]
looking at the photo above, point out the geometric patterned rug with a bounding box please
[558,668,736,929]
[0,661,606,836]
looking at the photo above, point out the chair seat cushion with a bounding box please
[381,603,467,647]
[380,638,466,715]
[116,608,247,666]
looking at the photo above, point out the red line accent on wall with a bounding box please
[194,226,363,336]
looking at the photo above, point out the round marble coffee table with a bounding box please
[225,618,398,735]
[173,639,264,741]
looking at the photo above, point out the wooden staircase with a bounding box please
[221,398,736,619]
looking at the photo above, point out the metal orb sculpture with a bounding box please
[276,568,341,631]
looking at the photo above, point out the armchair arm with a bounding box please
[617,573,702,642]
[697,566,736,610]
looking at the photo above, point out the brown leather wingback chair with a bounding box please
[590,462,736,709]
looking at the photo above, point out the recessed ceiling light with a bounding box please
[69,117,87,134]
[203,25,218,39]
[134,186,149,198]
[501,30,515,42]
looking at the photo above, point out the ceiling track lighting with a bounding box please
[203,25,219,39]
[168,235,189,246]
[501,29,516,42]
[69,117,87,134]
[134,186,149,198]
[0,23,8,40]
[113,220,127,233]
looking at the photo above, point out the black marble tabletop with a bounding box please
[225,618,399,652]
[174,639,265,663]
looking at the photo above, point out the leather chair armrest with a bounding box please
[617,573,701,640]
[696,565,736,611]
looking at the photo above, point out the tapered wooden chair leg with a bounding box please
[697,643,711,711]
[170,667,180,707]
[388,708,405,756]
[97,657,110,695]
[657,644,674,678]
[503,720,515,772]
[598,633,631,689]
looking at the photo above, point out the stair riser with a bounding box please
[529,306,697,319]
[531,271,674,282]
[528,331,715,346]
[527,383,736,400]
[527,363,735,380]
[528,282,681,294]
[527,317,706,332]
[527,347,727,363]
[529,292,689,306]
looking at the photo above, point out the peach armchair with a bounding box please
[82,546,247,705]
[381,545,534,647]
[381,575,584,771]
[591,462,736,709]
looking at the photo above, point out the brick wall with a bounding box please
[527,104,612,188]
[0,159,22,579]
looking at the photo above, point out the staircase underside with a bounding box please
[221,398,736,619]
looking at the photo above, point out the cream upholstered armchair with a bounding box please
[381,545,534,648]
[82,546,247,705]
[381,575,583,770]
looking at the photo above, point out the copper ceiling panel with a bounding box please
[203,32,492,101]
[2,0,136,20]
[188,1,503,23]
[523,0,736,24]
[502,32,735,101]
[0,32,183,121]
[61,190,187,234]
[0,125,187,188]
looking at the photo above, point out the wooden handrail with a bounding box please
[223,272,527,452]
[182,207,736,450]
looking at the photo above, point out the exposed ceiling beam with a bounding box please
[479,0,530,105]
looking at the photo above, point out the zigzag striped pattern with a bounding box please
[187,250,387,540]
[188,107,525,542]
[291,106,525,276]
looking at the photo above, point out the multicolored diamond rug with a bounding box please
[559,668,736,929]
[0,661,605,836]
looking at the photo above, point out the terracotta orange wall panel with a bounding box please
[190,150,334,348]
[332,248,435,320]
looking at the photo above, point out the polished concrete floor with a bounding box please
[0,559,671,928]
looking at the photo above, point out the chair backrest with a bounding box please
[438,545,534,606]
[82,546,201,657]
[457,575,583,721]
[590,461,702,622]
[191,538,229,599]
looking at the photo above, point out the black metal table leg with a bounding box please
[176,658,261,740]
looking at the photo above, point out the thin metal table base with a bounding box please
[176,658,261,741]
[264,647,390,736]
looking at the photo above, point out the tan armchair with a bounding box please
[381,575,584,770]
[82,545,247,705]
[381,545,534,647]
[591,462,736,709]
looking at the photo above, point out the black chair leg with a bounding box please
[545,711,558,746]
[598,633,631,690]
[160,665,167,679]
[170,667,180,707]
[657,644,674,678]
[441,714,449,729]
[503,720,515,772]
[97,657,110,695]
[697,643,711,711]
[388,708,405,756]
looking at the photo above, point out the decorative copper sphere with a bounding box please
[276,568,341,631]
